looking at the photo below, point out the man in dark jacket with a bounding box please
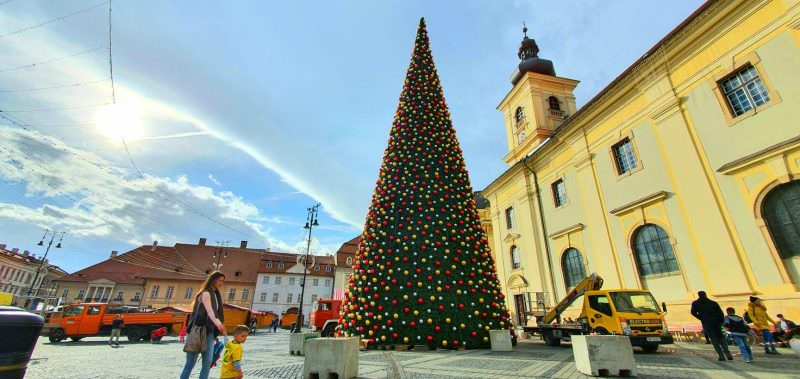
[691,291,732,361]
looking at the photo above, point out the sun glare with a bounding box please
[94,104,144,141]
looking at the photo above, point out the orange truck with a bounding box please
[309,299,342,337]
[48,303,186,343]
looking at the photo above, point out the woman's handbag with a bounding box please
[183,298,209,353]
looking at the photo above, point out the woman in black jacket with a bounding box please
[180,271,227,379]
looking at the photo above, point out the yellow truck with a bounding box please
[524,273,674,353]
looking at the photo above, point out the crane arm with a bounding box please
[542,273,603,324]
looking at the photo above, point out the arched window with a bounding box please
[561,248,586,288]
[632,224,680,276]
[548,96,560,111]
[763,180,800,258]
[510,245,520,269]
[514,107,525,125]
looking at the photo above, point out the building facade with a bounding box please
[483,0,800,327]
[252,252,335,323]
[332,236,358,300]
[0,244,66,306]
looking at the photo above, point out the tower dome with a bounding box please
[511,25,555,84]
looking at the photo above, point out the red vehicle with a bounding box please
[48,303,186,343]
[309,299,342,337]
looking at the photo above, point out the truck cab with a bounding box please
[59,303,107,337]
[581,289,671,350]
[310,299,342,337]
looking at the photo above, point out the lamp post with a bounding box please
[212,241,230,270]
[293,203,320,333]
[26,230,64,309]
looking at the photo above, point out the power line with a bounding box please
[0,46,106,74]
[0,102,111,113]
[108,0,116,104]
[0,79,110,93]
[0,1,109,39]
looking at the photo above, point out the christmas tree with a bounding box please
[339,18,510,349]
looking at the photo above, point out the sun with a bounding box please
[94,104,144,141]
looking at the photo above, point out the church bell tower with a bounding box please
[498,26,580,166]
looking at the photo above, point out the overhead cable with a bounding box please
[0,1,109,39]
[0,46,106,73]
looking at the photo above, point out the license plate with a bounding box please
[646,337,661,342]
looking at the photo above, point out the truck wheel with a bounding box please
[126,329,143,342]
[641,343,659,353]
[592,327,610,335]
[48,329,66,343]
[544,334,561,347]
[70,337,84,342]
[322,323,336,337]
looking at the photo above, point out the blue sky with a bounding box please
[0,0,704,273]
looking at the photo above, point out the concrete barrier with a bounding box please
[289,332,320,356]
[489,330,513,352]
[303,337,359,379]
[790,338,800,357]
[571,335,637,377]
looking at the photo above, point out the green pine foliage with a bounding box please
[339,18,510,349]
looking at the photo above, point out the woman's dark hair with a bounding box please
[193,270,225,305]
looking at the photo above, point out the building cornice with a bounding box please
[609,191,669,215]
[718,135,800,174]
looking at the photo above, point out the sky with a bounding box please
[0,0,705,273]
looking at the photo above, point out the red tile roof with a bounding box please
[335,236,360,267]
[258,251,336,277]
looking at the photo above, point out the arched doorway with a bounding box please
[762,180,800,283]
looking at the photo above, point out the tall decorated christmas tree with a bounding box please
[339,18,510,349]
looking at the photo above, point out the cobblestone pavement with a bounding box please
[26,330,800,378]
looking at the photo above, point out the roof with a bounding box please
[335,236,360,267]
[258,251,336,277]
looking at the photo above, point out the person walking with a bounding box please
[724,307,753,363]
[690,291,732,361]
[747,296,779,354]
[109,314,124,347]
[179,271,227,379]
[271,316,279,333]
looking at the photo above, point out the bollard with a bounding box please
[572,335,637,377]
[489,330,513,352]
[0,306,44,379]
[290,332,320,356]
[303,337,359,379]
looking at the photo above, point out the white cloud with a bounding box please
[208,173,221,187]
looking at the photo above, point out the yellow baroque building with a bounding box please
[481,0,800,328]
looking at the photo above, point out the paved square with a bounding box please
[25,330,800,378]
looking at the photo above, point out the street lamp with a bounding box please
[27,230,64,309]
[212,241,230,270]
[293,203,320,333]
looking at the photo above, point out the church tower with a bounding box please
[498,26,580,166]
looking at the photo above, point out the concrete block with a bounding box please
[489,330,513,352]
[289,332,320,356]
[303,337,359,379]
[790,338,800,357]
[571,335,636,377]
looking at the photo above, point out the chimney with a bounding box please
[110,250,118,258]
[240,240,248,249]
[151,240,159,251]
[23,250,30,256]
[12,248,19,253]
[0,244,6,250]
[199,238,207,247]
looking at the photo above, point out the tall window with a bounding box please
[633,224,680,276]
[287,293,293,303]
[325,279,331,287]
[720,65,770,117]
[241,288,250,300]
[61,289,69,299]
[762,180,800,259]
[115,291,124,301]
[278,262,285,269]
[149,285,160,299]
[312,279,319,286]
[514,106,525,125]
[510,245,520,269]
[228,288,236,300]
[325,266,332,272]
[260,292,267,302]
[552,179,567,207]
[165,286,174,299]
[562,248,586,288]
[133,292,141,301]
[311,294,318,303]
[505,207,514,229]
[289,277,296,286]
[262,276,270,285]
[266,261,273,268]
[272,293,279,302]
[184,287,193,299]
[612,138,638,175]
[548,96,560,110]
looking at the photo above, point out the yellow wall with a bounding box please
[484,0,800,328]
